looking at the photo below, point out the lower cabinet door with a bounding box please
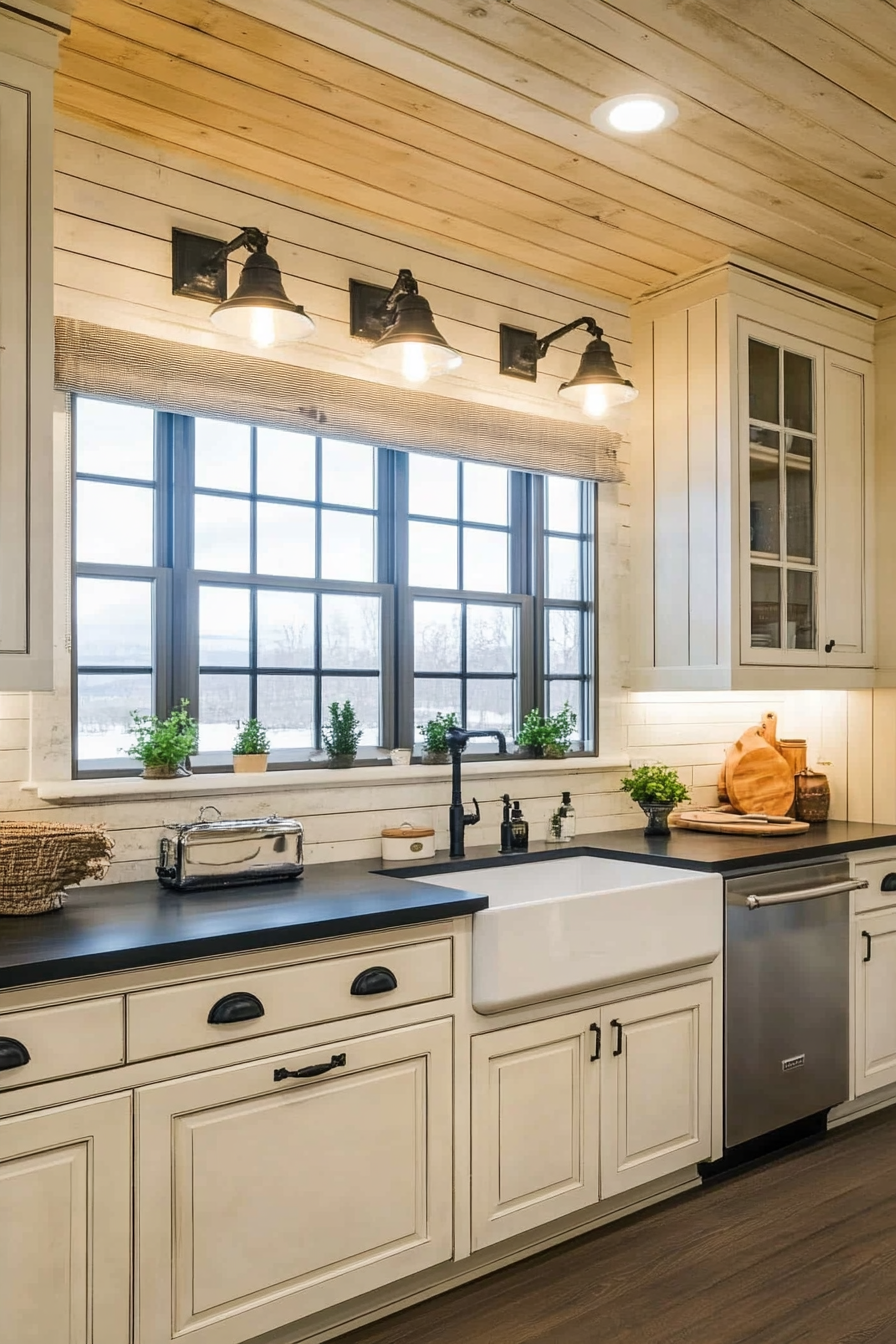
[600,982,712,1199]
[470,1011,600,1251]
[855,910,896,1096]
[0,1093,132,1344]
[136,1019,453,1344]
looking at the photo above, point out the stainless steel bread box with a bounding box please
[156,808,304,891]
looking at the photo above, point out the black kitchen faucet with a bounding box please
[445,726,508,859]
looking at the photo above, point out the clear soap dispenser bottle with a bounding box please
[559,791,576,840]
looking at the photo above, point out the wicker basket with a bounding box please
[0,821,114,915]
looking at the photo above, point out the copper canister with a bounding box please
[794,768,831,823]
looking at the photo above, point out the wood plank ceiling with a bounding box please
[58,0,896,306]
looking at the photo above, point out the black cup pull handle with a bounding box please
[863,931,873,963]
[207,991,265,1025]
[274,1053,347,1082]
[590,1023,601,1062]
[611,1019,623,1056]
[0,1037,30,1072]
[350,966,398,996]
[881,873,896,892]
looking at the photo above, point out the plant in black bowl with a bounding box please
[620,763,690,836]
[516,703,577,759]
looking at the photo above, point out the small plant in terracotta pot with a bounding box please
[232,718,271,773]
[323,700,362,768]
[127,699,198,779]
[620,764,690,836]
[419,712,458,764]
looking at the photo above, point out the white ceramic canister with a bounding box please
[381,822,436,861]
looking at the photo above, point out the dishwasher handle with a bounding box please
[745,878,868,909]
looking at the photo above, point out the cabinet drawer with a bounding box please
[127,937,453,1061]
[853,855,896,912]
[0,997,124,1089]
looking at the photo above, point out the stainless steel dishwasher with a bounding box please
[725,858,867,1149]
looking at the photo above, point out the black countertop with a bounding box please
[2,820,896,989]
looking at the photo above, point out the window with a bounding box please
[72,397,595,774]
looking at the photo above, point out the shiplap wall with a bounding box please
[0,116,888,882]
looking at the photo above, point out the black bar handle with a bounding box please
[350,966,398,996]
[0,1038,30,1072]
[207,991,265,1025]
[881,873,896,892]
[590,1023,601,1062]
[611,1018,623,1056]
[274,1053,347,1082]
[862,931,873,963]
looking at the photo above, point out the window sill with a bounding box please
[24,755,630,806]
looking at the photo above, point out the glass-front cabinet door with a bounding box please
[741,323,823,664]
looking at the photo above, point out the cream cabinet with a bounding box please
[0,18,57,690]
[631,258,874,691]
[0,1093,132,1344]
[135,1019,454,1344]
[470,1010,600,1250]
[470,981,712,1250]
[599,982,712,1199]
[854,907,896,1097]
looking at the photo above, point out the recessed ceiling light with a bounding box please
[591,94,679,135]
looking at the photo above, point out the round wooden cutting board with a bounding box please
[675,810,809,836]
[724,725,795,816]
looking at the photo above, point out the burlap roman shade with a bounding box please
[55,318,625,482]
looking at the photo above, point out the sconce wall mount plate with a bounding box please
[172,228,227,302]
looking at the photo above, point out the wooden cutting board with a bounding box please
[724,723,795,816]
[675,810,810,836]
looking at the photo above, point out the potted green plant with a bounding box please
[620,763,690,836]
[516,703,577,759]
[127,699,198,780]
[418,711,458,764]
[323,700,362,768]
[232,718,271,774]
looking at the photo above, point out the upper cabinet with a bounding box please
[0,11,63,692]
[630,260,875,691]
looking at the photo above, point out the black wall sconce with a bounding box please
[172,227,314,349]
[349,268,462,384]
[499,317,637,418]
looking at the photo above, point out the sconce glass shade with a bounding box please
[367,292,462,384]
[557,335,638,418]
[210,249,315,349]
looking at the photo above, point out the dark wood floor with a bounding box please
[344,1106,896,1344]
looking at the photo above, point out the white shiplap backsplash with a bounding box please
[0,116,885,881]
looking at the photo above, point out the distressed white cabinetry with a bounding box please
[0,1093,132,1344]
[135,1019,453,1344]
[470,980,713,1250]
[0,13,59,690]
[631,259,874,691]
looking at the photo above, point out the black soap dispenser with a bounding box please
[510,800,529,852]
[499,794,515,855]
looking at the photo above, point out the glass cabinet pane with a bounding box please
[749,340,779,423]
[786,448,814,562]
[786,571,815,650]
[749,429,779,556]
[783,351,814,433]
[751,566,781,648]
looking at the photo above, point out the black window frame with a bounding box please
[71,398,596,778]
